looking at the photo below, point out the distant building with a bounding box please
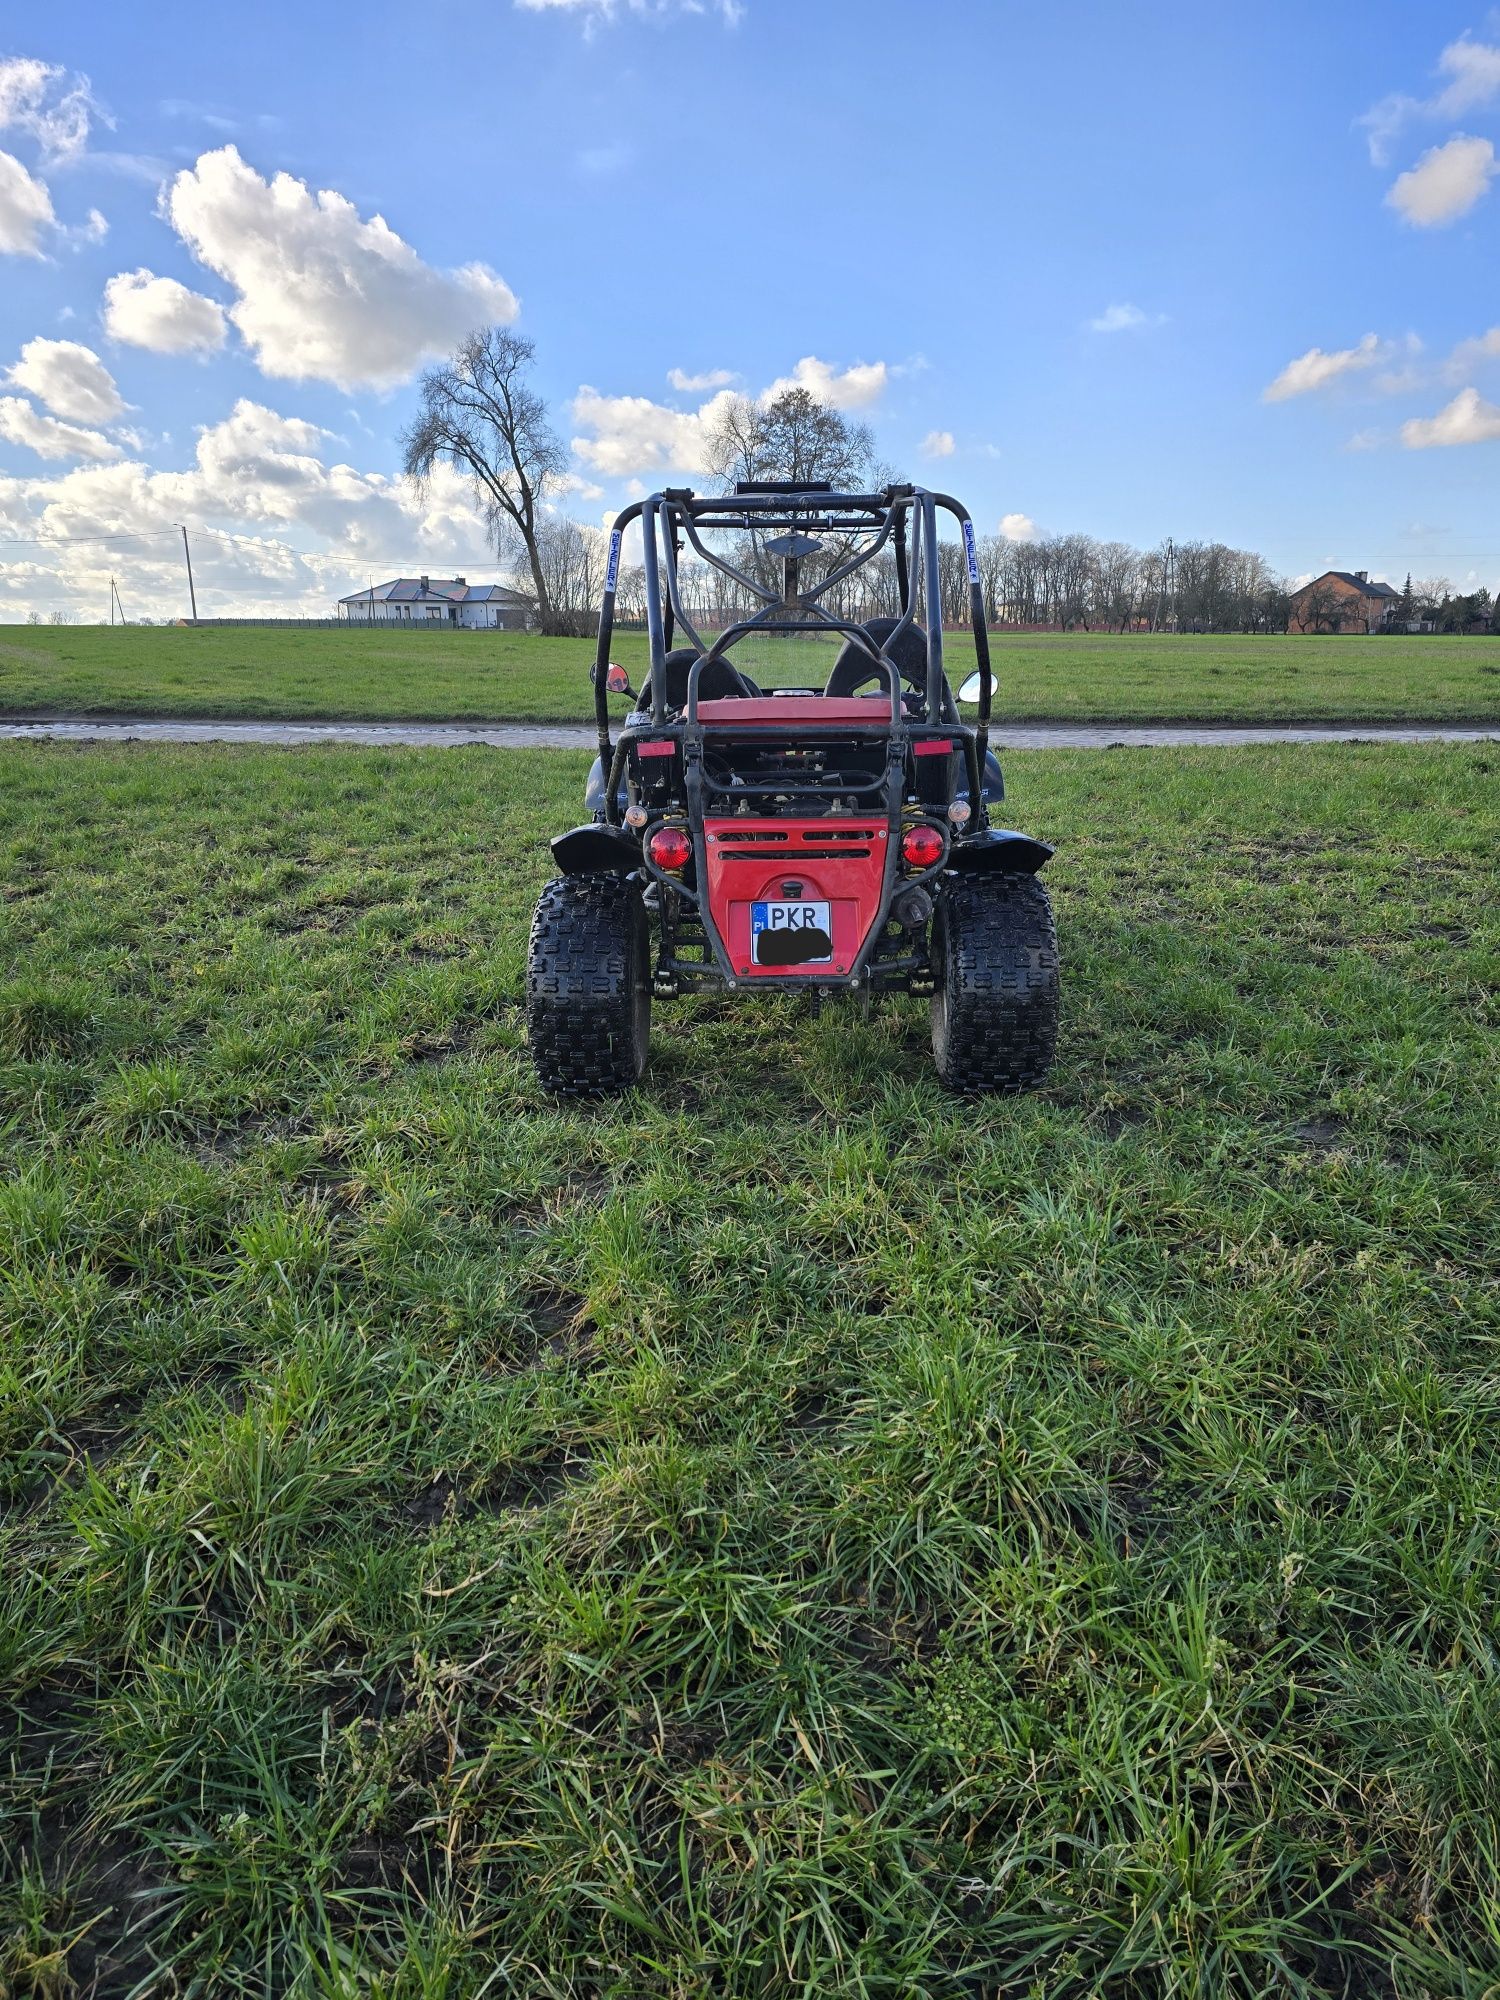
[339,575,533,629]
[1288,570,1399,635]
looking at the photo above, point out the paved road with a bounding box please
[0,717,1494,750]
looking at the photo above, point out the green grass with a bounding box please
[3,623,1499,725]
[1,739,1497,1997]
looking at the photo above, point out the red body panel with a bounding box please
[694,696,895,727]
[702,816,891,978]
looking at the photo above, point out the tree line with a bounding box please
[401,326,1483,638]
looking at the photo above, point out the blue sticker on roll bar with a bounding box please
[605,529,622,595]
[962,520,980,585]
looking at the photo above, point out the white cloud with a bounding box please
[572,355,892,478]
[6,338,125,423]
[1360,35,1500,163]
[514,0,743,23]
[1262,332,1383,402]
[1446,324,1500,379]
[919,429,955,458]
[1432,33,1500,115]
[667,365,734,392]
[570,382,737,476]
[0,396,121,461]
[1088,302,1166,333]
[552,469,605,501]
[0,396,512,620]
[163,146,519,390]
[0,56,101,162]
[760,355,887,408]
[1400,386,1500,448]
[72,206,108,244]
[0,148,54,255]
[102,268,229,355]
[998,512,1037,542]
[1387,135,1497,226]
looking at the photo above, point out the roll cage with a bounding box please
[590,480,996,824]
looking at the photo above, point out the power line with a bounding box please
[0,526,183,551]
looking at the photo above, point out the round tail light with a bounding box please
[646,825,692,872]
[900,823,946,870]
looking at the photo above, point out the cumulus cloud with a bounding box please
[552,469,605,501]
[0,56,101,162]
[667,365,734,392]
[102,267,229,355]
[1263,332,1386,401]
[571,382,737,476]
[1361,34,1500,163]
[1400,386,1500,448]
[998,512,1037,542]
[0,148,54,255]
[163,147,519,390]
[0,396,510,619]
[1088,302,1166,333]
[570,355,890,477]
[760,355,887,408]
[6,337,125,423]
[919,429,955,458]
[0,396,121,461]
[1387,135,1497,226]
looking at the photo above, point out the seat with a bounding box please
[633,647,755,715]
[824,617,929,698]
[825,617,959,721]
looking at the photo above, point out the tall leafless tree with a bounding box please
[705,387,877,492]
[401,329,569,633]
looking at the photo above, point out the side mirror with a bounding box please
[957,671,985,704]
[594,661,635,698]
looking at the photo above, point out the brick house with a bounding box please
[1288,570,1400,635]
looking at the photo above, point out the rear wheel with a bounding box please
[930,873,1059,1093]
[527,875,651,1098]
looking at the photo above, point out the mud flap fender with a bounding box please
[948,828,1053,875]
[550,824,641,876]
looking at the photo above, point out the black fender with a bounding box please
[948,827,1053,875]
[550,824,641,876]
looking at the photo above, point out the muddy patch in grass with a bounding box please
[1291,1115,1349,1153]
[407,1442,597,1532]
[522,1285,598,1367]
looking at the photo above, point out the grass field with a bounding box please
[1,740,1497,1996]
[2,623,1499,726]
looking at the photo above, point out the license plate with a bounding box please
[751,899,833,966]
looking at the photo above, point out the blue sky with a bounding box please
[2,0,1498,617]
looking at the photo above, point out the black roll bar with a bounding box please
[590,483,996,779]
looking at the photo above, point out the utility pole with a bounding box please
[179,524,198,623]
[112,577,125,626]
[1152,538,1178,634]
[108,574,115,626]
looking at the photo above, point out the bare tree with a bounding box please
[1294,578,1345,635]
[529,516,612,636]
[401,328,569,633]
[705,387,877,492]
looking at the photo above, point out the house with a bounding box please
[1288,570,1399,635]
[338,575,533,629]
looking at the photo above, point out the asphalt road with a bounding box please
[2,718,1495,749]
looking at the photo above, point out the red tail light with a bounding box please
[900,823,946,869]
[646,825,692,872]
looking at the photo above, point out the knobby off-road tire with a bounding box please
[930,872,1059,1094]
[527,875,651,1098]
